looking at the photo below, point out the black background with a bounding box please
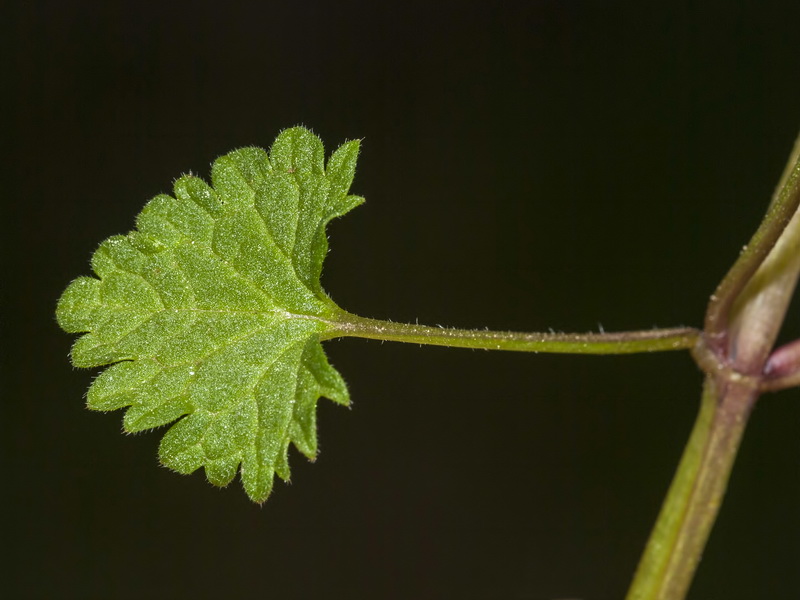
[4,2,800,599]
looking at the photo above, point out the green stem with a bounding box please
[769,131,800,211]
[727,173,800,375]
[625,375,757,600]
[326,311,699,354]
[704,132,800,350]
[625,133,800,599]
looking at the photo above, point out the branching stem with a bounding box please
[326,132,800,600]
[625,131,800,600]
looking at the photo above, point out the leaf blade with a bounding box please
[56,127,361,503]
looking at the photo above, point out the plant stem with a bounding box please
[625,375,757,600]
[769,131,800,211]
[704,132,800,352]
[727,180,800,375]
[326,311,699,354]
[321,132,800,600]
[627,133,800,600]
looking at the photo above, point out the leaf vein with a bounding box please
[227,162,317,302]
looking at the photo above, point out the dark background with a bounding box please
[4,1,800,598]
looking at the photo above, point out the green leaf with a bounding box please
[57,127,363,503]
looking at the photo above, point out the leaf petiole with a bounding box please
[326,311,700,354]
